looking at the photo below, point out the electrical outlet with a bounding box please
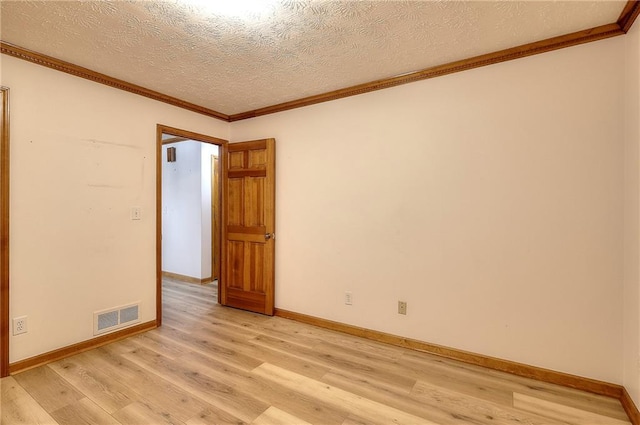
[345,291,353,305]
[398,301,407,315]
[13,316,27,335]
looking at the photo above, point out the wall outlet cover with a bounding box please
[12,316,27,335]
[398,301,407,315]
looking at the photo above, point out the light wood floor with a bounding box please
[1,278,631,424]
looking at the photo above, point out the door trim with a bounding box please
[211,155,220,281]
[1,87,9,377]
[156,124,227,326]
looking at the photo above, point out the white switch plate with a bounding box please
[345,291,353,305]
[131,207,142,220]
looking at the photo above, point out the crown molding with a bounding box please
[229,22,624,121]
[619,0,640,33]
[0,41,230,122]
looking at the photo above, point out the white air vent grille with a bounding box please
[120,305,139,324]
[94,302,141,335]
[97,311,118,331]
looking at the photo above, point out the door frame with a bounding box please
[155,124,227,326]
[211,155,220,281]
[1,87,9,377]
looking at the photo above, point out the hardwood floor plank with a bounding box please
[341,415,370,425]
[112,401,186,425]
[161,307,266,343]
[187,326,332,380]
[163,284,217,300]
[75,346,211,423]
[250,333,417,393]
[187,316,263,342]
[184,408,248,425]
[513,381,630,422]
[252,363,438,425]
[235,318,333,350]
[401,348,628,419]
[182,349,350,424]
[49,397,121,425]
[12,365,85,412]
[252,406,312,425]
[398,356,515,406]
[322,371,460,424]
[233,339,332,381]
[513,392,631,425]
[145,323,264,371]
[263,319,405,360]
[411,378,569,425]
[321,368,563,425]
[120,344,269,423]
[1,376,59,425]
[47,357,137,414]
[125,329,192,359]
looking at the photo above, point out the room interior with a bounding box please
[0,0,639,422]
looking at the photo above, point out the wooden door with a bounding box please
[221,139,275,315]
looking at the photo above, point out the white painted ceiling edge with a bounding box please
[0,0,627,115]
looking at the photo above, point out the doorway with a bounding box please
[156,125,226,326]
[161,139,218,284]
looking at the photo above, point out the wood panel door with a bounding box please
[221,139,275,315]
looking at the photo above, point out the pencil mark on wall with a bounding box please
[81,138,140,150]
[87,183,125,189]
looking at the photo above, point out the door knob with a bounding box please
[265,233,274,240]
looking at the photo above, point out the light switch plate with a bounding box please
[131,207,142,220]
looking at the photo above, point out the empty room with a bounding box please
[1,0,640,424]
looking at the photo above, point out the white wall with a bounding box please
[200,143,219,279]
[624,20,640,406]
[230,37,625,383]
[162,141,204,279]
[1,55,228,362]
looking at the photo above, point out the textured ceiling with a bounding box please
[0,0,628,116]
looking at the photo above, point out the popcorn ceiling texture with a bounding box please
[0,0,625,115]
